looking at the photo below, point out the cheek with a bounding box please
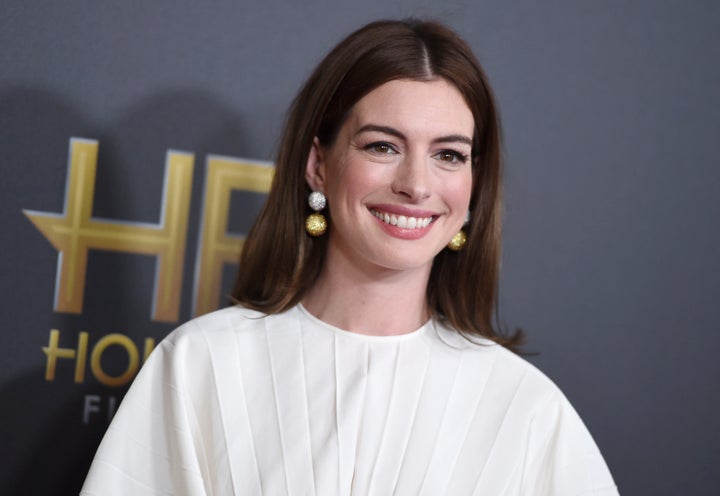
[447,171,473,209]
[336,163,386,201]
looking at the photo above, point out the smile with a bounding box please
[370,209,433,229]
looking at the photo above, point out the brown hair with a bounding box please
[232,19,523,349]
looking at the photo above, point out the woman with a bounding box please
[82,20,618,495]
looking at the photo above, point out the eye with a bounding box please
[434,149,468,164]
[364,142,398,155]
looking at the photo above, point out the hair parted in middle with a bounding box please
[233,18,523,349]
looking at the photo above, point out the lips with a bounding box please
[370,209,433,229]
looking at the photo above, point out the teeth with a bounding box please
[371,209,433,229]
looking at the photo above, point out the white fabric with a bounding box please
[81,305,618,495]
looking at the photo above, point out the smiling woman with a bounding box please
[81,19,619,495]
[234,20,514,345]
[301,79,475,320]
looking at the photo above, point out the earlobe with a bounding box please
[305,137,326,192]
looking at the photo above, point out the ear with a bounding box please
[305,137,326,192]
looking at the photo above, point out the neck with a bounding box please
[302,247,432,336]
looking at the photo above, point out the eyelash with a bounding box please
[364,141,398,154]
[434,150,468,164]
[362,141,469,165]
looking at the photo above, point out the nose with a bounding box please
[391,154,431,201]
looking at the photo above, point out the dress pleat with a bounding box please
[393,337,460,494]
[236,320,284,494]
[372,338,430,494]
[333,334,368,494]
[301,318,339,494]
[352,342,399,494]
[266,312,316,493]
[418,347,498,495]
[198,325,242,495]
[80,305,618,496]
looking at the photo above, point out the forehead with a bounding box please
[345,79,475,138]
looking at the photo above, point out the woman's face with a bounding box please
[307,78,474,276]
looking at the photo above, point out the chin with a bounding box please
[368,248,440,273]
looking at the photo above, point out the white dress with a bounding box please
[81,305,618,495]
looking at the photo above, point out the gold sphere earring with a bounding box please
[447,230,467,251]
[305,191,327,237]
[447,210,470,251]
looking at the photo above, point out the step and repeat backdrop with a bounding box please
[2,1,719,495]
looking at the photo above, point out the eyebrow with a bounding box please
[355,124,473,147]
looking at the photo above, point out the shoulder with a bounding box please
[429,321,611,450]
[142,305,280,374]
[163,305,269,346]
[433,322,618,492]
[431,320,564,409]
[137,305,294,395]
[156,304,309,357]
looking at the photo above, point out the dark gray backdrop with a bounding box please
[2,1,718,494]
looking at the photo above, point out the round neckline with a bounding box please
[297,303,431,342]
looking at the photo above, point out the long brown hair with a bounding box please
[233,19,523,349]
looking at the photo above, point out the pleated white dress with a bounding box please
[81,305,618,495]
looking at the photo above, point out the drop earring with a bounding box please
[447,210,470,251]
[305,191,327,236]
